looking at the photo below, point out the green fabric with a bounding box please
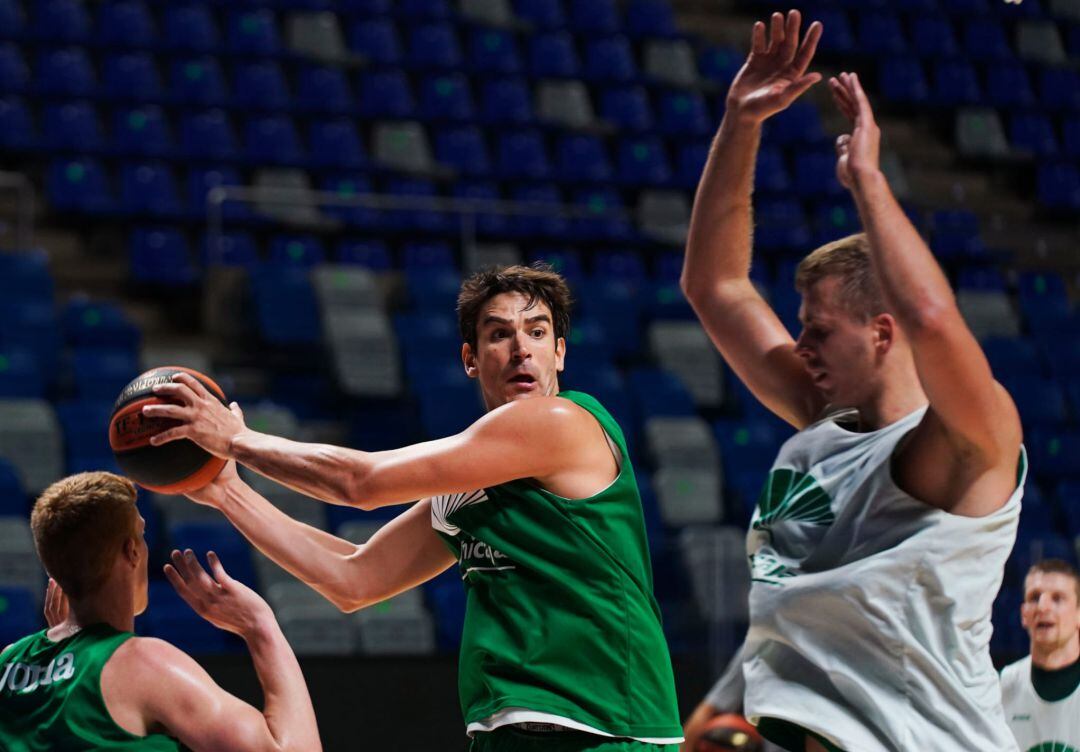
[757,717,846,752]
[441,390,682,740]
[469,726,678,751]
[1031,656,1080,702]
[0,624,181,751]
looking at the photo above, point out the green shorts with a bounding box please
[468,726,678,752]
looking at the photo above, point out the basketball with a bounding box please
[696,714,764,752]
[108,366,228,494]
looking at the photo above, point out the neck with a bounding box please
[49,581,135,639]
[1032,637,1080,670]
[855,356,927,431]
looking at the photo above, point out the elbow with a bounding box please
[898,296,958,338]
[342,466,379,511]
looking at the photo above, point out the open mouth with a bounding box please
[509,374,536,385]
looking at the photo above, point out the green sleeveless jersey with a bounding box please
[431,391,682,741]
[0,624,181,751]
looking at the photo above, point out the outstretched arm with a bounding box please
[108,551,321,752]
[682,11,826,429]
[830,73,1021,512]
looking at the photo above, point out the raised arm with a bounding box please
[107,551,321,752]
[682,11,825,429]
[184,463,455,612]
[829,73,1022,512]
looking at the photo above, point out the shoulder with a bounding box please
[999,656,1030,687]
[483,396,596,436]
[107,636,202,679]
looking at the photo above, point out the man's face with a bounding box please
[463,292,565,411]
[1022,571,1080,651]
[794,276,882,409]
[132,514,149,616]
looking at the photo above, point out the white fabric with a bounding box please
[1001,656,1080,751]
[742,406,1023,751]
[468,708,683,744]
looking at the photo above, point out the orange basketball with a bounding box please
[696,714,765,752]
[109,366,228,494]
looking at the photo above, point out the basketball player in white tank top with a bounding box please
[678,12,1024,752]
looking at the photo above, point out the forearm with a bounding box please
[850,169,958,329]
[682,113,763,297]
[216,481,361,609]
[230,430,370,508]
[242,620,321,752]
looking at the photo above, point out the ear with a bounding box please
[122,536,139,568]
[461,342,478,379]
[1020,600,1035,631]
[555,336,566,373]
[871,313,896,355]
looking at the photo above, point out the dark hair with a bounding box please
[456,263,572,347]
[1027,559,1080,601]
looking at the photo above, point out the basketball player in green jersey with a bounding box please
[679,11,1023,752]
[145,264,684,750]
[0,471,321,751]
[1000,560,1080,751]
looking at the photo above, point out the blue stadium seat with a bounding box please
[337,239,391,269]
[530,247,584,282]
[188,165,245,220]
[811,199,860,245]
[753,198,810,253]
[584,36,637,82]
[911,14,958,57]
[0,349,43,398]
[0,0,26,40]
[514,0,564,29]
[469,29,522,74]
[70,347,140,399]
[403,241,456,274]
[600,86,654,131]
[48,158,114,213]
[1004,375,1069,428]
[810,9,855,54]
[0,587,39,647]
[162,4,220,53]
[617,135,671,185]
[932,59,981,105]
[657,90,711,135]
[396,0,450,19]
[698,45,745,85]
[270,235,326,267]
[497,129,550,179]
[339,0,392,14]
[1062,117,1080,158]
[480,77,532,124]
[226,9,281,55]
[101,52,162,102]
[0,44,29,93]
[233,61,289,110]
[358,70,414,117]
[170,57,227,105]
[203,231,259,267]
[879,57,929,103]
[96,1,156,48]
[295,65,353,114]
[794,151,845,197]
[1039,68,1080,112]
[0,302,60,381]
[509,183,568,238]
[250,267,321,346]
[858,11,907,54]
[962,19,1013,60]
[435,125,491,176]
[593,249,646,284]
[419,73,474,121]
[349,18,402,64]
[452,181,510,235]
[0,459,27,515]
[113,105,173,156]
[120,162,182,217]
[629,367,695,419]
[765,101,825,144]
[983,336,1044,380]
[572,188,632,239]
[1037,162,1080,209]
[577,279,642,357]
[985,62,1035,108]
[0,97,33,149]
[675,141,709,187]
[180,110,236,160]
[140,581,237,655]
[755,146,791,194]
[405,272,459,317]
[1028,429,1080,482]
[625,0,677,38]
[167,523,258,587]
[408,23,462,69]
[556,134,612,182]
[385,177,452,232]
[36,48,96,96]
[569,0,620,35]
[308,118,367,169]
[43,102,103,151]
[244,115,303,165]
[321,175,379,228]
[1010,113,1058,156]
[1018,271,1071,331]
[0,250,55,305]
[529,32,579,78]
[129,227,196,285]
[32,0,91,44]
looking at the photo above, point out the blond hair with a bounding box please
[795,233,885,322]
[31,472,139,599]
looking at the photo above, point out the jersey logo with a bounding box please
[1011,714,1031,721]
[430,489,489,536]
[0,652,75,695]
[457,534,516,580]
[749,469,834,584]
[1025,744,1077,752]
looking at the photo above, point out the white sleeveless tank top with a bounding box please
[1000,656,1080,751]
[742,406,1024,751]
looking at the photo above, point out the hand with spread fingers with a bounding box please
[164,549,274,639]
[829,71,882,190]
[141,373,248,460]
[44,578,69,628]
[726,9,823,125]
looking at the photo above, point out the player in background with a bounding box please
[679,11,1024,751]
[1000,559,1080,750]
[0,471,321,752]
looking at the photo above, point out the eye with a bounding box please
[531,328,545,337]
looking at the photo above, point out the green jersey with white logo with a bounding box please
[0,624,181,751]
[430,390,682,743]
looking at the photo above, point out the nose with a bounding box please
[510,329,531,360]
[794,330,812,360]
